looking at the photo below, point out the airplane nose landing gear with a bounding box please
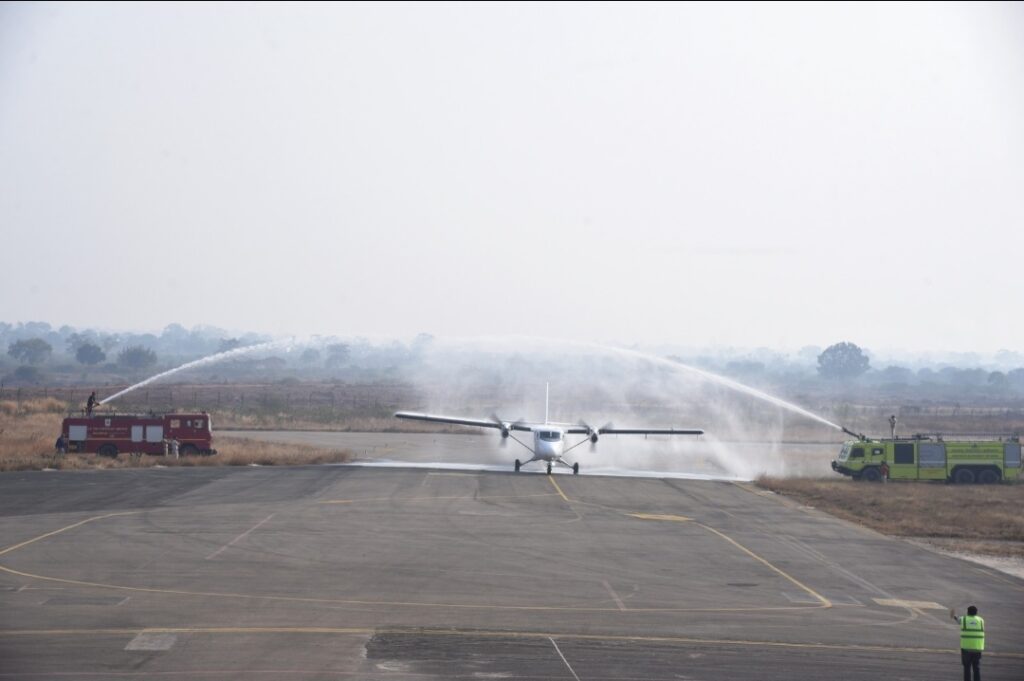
[573,462,579,475]
[514,459,521,472]
[546,462,552,475]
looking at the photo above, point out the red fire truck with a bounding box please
[60,412,216,457]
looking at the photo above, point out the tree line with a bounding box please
[4,322,1024,401]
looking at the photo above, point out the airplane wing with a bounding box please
[600,427,703,435]
[394,412,533,431]
[563,425,704,435]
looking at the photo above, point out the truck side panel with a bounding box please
[945,442,1005,480]
[887,442,918,480]
[1003,442,1021,481]
[918,442,947,480]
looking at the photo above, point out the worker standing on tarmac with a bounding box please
[951,605,984,681]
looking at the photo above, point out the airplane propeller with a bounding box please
[490,414,510,446]
[490,414,524,447]
[579,421,614,451]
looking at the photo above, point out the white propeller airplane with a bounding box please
[394,385,703,475]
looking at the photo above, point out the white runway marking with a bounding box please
[873,598,945,610]
[205,513,276,560]
[601,580,627,611]
[549,637,582,681]
[125,632,177,651]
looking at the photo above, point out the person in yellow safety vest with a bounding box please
[950,605,984,681]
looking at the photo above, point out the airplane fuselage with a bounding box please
[531,428,564,461]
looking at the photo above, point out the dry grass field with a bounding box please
[6,381,1023,443]
[0,399,352,471]
[757,476,1024,560]
[215,413,447,432]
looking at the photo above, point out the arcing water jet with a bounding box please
[99,339,295,405]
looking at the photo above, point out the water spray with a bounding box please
[428,335,845,432]
[544,339,845,432]
[99,338,296,405]
[422,335,849,477]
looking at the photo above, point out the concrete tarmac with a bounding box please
[228,429,836,478]
[1,463,1022,680]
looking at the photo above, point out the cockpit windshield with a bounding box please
[538,431,562,442]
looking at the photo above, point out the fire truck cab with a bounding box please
[61,412,216,457]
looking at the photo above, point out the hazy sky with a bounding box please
[2,2,1022,352]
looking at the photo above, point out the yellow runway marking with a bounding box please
[610,498,828,609]
[544,473,823,610]
[548,476,570,502]
[0,512,137,557]
[696,522,832,609]
[0,626,1021,659]
[628,513,691,522]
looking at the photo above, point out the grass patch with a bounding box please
[194,436,353,467]
[215,413,452,433]
[756,476,1024,558]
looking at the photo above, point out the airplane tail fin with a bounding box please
[545,382,549,424]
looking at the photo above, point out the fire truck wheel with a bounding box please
[179,444,200,457]
[952,467,976,484]
[97,444,118,458]
[978,468,1000,484]
[861,467,882,483]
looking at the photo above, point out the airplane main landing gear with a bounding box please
[546,462,552,475]
[514,459,521,472]
[573,462,579,475]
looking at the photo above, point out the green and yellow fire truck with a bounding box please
[831,435,1021,483]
